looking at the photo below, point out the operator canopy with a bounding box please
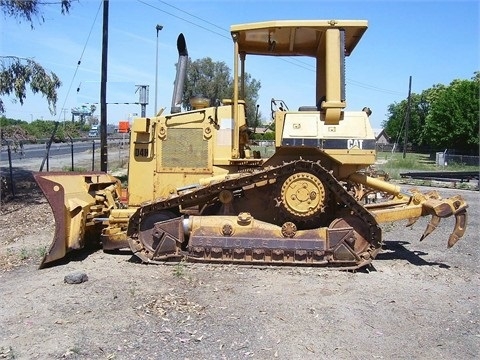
[229,20,369,125]
[230,20,368,57]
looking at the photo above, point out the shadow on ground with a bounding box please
[38,245,138,269]
[377,240,450,269]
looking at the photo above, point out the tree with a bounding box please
[1,0,72,26]
[0,0,73,115]
[422,76,479,153]
[182,58,231,110]
[382,73,479,154]
[0,115,87,143]
[0,57,61,114]
[241,72,262,130]
[382,92,431,147]
[182,57,262,127]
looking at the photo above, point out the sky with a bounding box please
[1,0,479,130]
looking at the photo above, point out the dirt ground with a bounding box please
[0,165,478,360]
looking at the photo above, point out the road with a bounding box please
[0,140,129,173]
[0,140,122,161]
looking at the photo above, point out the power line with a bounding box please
[158,0,229,35]
[138,0,405,97]
[346,78,404,96]
[56,0,102,121]
[282,57,404,95]
[137,0,230,40]
[280,57,316,72]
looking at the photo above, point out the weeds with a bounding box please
[70,347,82,355]
[457,182,474,190]
[0,246,48,270]
[62,347,82,357]
[37,246,47,258]
[173,261,186,278]
[376,152,478,181]
[382,223,395,233]
[61,165,87,172]
[19,248,29,260]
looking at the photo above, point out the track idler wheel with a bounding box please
[329,216,372,255]
[129,211,184,262]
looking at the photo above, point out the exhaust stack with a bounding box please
[171,33,189,114]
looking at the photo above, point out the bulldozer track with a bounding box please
[127,160,382,269]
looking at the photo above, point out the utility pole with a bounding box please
[61,108,67,122]
[403,76,412,159]
[100,0,109,172]
[136,85,149,117]
[61,108,67,130]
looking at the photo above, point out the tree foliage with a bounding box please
[423,78,479,152]
[1,115,88,144]
[0,57,61,114]
[182,58,231,110]
[383,93,430,147]
[1,0,72,26]
[382,73,479,154]
[0,0,73,115]
[182,57,262,128]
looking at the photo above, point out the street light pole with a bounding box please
[154,24,163,116]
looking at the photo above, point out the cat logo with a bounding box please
[347,139,364,149]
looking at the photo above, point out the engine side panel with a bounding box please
[277,110,376,168]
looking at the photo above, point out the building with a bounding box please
[375,129,391,145]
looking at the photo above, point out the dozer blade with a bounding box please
[421,195,468,247]
[34,172,120,268]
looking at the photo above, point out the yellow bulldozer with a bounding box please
[35,20,468,269]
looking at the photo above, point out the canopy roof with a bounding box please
[230,20,368,57]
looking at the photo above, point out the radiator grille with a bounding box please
[162,128,208,168]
